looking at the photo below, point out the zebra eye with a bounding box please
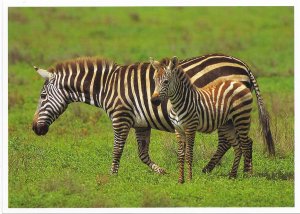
[163,80,169,84]
[41,93,47,99]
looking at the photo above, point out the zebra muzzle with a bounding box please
[151,93,161,106]
[32,122,49,136]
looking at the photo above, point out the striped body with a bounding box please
[32,54,258,175]
[151,56,274,182]
[169,81,253,135]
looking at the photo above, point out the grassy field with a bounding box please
[8,7,294,207]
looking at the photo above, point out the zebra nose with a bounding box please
[151,95,161,106]
[33,123,49,136]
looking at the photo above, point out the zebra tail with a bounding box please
[249,70,275,156]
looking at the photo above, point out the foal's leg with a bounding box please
[185,128,196,181]
[217,123,242,179]
[242,137,253,174]
[229,142,243,179]
[176,131,186,184]
[230,115,251,178]
[202,123,231,173]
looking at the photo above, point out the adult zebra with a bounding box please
[150,56,274,182]
[32,54,262,175]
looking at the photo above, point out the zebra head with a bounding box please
[32,66,69,136]
[150,56,179,106]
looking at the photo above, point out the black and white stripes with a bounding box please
[150,56,274,183]
[32,54,264,175]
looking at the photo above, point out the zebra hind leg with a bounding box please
[242,137,253,175]
[229,142,243,179]
[229,116,251,179]
[222,125,242,179]
[202,125,232,173]
[135,128,166,174]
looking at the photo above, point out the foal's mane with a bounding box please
[158,57,191,83]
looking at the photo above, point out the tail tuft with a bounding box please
[258,101,275,156]
[249,70,275,156]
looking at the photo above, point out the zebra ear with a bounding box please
[34,66,53,80]
[171,56,179,68]
[149,57,161,70]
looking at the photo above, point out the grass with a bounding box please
[7,7,294,207]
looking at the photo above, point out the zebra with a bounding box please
[32,54,266,175]
[150,56,275,183]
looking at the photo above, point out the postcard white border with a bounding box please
[1,0,298,213]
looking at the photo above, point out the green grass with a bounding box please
[8,7,294,207]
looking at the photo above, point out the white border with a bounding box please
[294,1,299,213]
[2,0,299,213]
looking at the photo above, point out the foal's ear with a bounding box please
[171,56,179,69]
[149,57,161,70]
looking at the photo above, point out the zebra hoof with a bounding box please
[156,167,167,175]
[228,174,237,179]
[178,179,185,184]
[202,167,212,174]
[110,169,119,176]
[152,164,167,174]
[243,169,253,177]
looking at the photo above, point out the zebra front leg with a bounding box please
[185,129,196,181]
[176,131,186,184]
[110,121,131,175]
[135,128,166,174]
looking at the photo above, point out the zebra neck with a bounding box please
[169,74,198,112]
[59,60,118,110]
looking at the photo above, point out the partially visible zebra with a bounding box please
[150,56,275,183]
[32,54,262,175]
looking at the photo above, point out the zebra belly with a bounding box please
[196,113,230,134]
[170,117,185,133]
[130,99,175,132]
[169,111,186,134]
[132,109,151,128]
[131,108,175,131]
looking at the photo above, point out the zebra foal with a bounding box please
[150,56,274,183]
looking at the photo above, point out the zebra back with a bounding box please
[40,54,254,133]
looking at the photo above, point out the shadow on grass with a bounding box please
[215,171,294,181]
[254,171,294,181]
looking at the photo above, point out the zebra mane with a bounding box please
[47,56,117,73]
[158,57,172,67]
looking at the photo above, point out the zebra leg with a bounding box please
[229,142,243,179]
[176,131,186,184]
[229,117,251,179]
[185,129,196,181]
[242,137,253,174]
[221,125,243,179]
[110,120,132,175]
[202,126,231,173]
[135,128,166,174]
